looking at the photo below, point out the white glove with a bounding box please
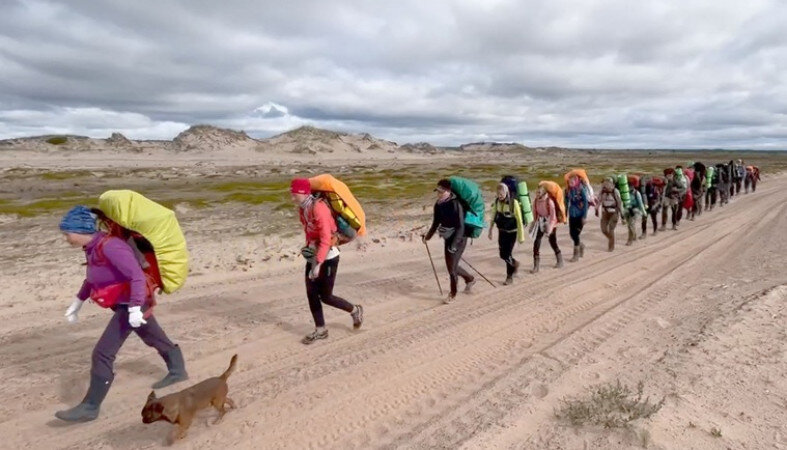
[128,306,147,328]
[65,298,84,323]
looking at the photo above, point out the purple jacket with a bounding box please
[76,232,147,307]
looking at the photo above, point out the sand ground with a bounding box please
[0,159,784,449]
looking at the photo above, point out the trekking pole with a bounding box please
[461,257,497,288]
[423,240,443,295]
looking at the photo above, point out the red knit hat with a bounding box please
[290,178,311,194]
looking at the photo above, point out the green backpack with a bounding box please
[449,176,485,238]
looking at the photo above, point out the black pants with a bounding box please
[498,231,518,277]
[568,216,584,246]
[534,228,560,257]
[93,305,176,381]
[306,258,353,328]
[706,187,717,208]
[444,237,473,296]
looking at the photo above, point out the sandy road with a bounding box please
[0,176,785,449]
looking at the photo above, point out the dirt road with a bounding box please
[0,176,785,449]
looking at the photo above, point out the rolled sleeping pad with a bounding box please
[517,180,534,225]
[705,166,715,188]
[616,173,631,208]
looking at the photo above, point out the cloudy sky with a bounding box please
[0,0,785,148]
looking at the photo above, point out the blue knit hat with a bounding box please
[59,205,97,234]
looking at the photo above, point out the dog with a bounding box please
[142,354,238,444]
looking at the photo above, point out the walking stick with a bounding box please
[423,240,443,295]
[461,257,497,288]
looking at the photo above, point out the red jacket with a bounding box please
[299,198,336,264]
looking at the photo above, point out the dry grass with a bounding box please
[555,380,665,428]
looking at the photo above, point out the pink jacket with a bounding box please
[299,198,336,264]
[534,195,558,234]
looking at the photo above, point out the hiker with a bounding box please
[291,178,363,344]
[529,184,563,271]
[734,159,745,196]
[690,162,706,219]
[598,177,623,251]
[642,176,663,236]
[718,163,730,206]
[660,168,686,230]
[488,183,524,285]
[423,179,476,303]
[564,174,589,261]
[706,164,721,210]
[624,177,646,245]
[56,206,187,422]
[748,166,761,192]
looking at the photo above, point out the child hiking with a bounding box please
[529,183,563,272]
[598,177,623,251]
[624,177,647,245]
[488,182,524,285]
[55,206,188,422]
[564,174,590,262]
[290,178,363,345]
[423,179,476,303]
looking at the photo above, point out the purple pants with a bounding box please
[92,305,176,380]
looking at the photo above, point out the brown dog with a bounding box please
[142,354,238,444]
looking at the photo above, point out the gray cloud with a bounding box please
[0,0,785,149]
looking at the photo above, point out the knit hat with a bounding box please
[59,205,97,234]
[290,178,311,195]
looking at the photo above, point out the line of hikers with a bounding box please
[424,160,761,304]
[54,161,760,423]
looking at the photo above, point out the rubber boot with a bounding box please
[55,374,112,422]
[554,252,564,268]
[579,243,585,258]
[569,245,580,262]
[152,345,189,389]
[530,256,540,274]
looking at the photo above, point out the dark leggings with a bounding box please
[445,237,473,296]
[534,228,560,257]
[648,210,658,232]
[306,257,353,328]
[498,231,518,277]
[92,305,176,381]
[568,216,584,246]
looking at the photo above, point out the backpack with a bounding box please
[501,175,533,225]
[309,174,366,245]
[538,180,567,224]
[98,190,188,295]
[615,173,631,208]
[449,176,485,238]
[704,166,714,188]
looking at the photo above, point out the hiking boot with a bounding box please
[658,226,666,232]
[444,294,456,304]
[569,245,580,263]
[625,238,633,246]
[55,374,112,422]
[554,253,564,268]
[503,277,513,286]
[152,345,189,389]
[579,243,585,258]
[530,256,540,274]
[512,260,520,276]
[351,305,364,329]
[301,328,328,345]
[464,279,477,294]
